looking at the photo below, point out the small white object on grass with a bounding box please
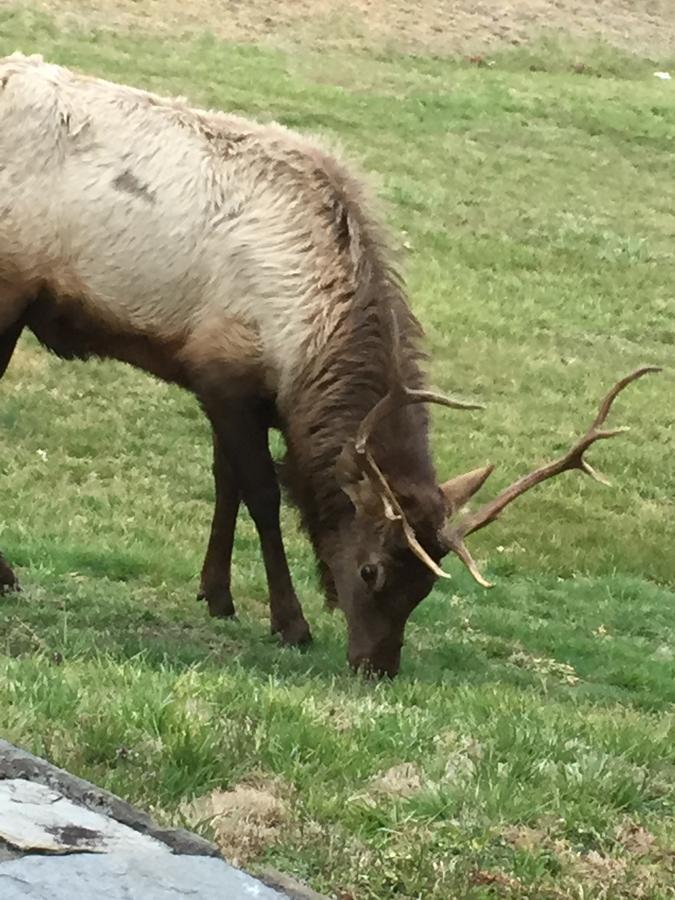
[653,71,671,80]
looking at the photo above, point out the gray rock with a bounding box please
[0,779,170,855]
[0,839,22,863]
[0,852,288,899]
[0,740,329,900]
[0,739,218,858]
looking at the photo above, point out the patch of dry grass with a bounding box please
[366,762,424,798]
[9,0,675,58]
[181,778,291,865]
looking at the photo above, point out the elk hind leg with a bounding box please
[0,319,25,593]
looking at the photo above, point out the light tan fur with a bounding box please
[0,52,366,402]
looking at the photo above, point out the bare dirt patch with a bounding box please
[180,779,289,866]
[502,821,674,898]
[615,822,658,858]
[367,762,424,798]
[15,0,675,58]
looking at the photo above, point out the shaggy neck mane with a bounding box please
[281,217,438,555]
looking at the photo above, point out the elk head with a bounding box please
[331,313,660,677]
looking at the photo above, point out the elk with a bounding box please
[0,54,659,676]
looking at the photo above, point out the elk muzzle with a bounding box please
[348,643,402,678]
[345,613,406,678]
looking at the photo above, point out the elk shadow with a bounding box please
[3,561,673,709]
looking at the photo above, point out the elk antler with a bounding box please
[355,387,482,455]
[442,366,662,588]
[353,308,483,577]
[355,310,482,454]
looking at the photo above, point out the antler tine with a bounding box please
[591,365,662,430]
[360,442,452,579]
[355,307,482,454]
[443,366,661,587]
[445,536,493,588]
[349,306,483,578]
[355,389,484,455]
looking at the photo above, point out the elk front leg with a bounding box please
[0,318,25,593]
[197,432,240,618]
[204,398,311,647]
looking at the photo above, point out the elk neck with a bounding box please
[279,263,440,553]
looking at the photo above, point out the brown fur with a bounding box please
[0,552,17,592]
[112,169,156,204]
[271,168,450,674]
[0,319,25,593]
[280,161,440,558]
[180,316,269,394]
[25,287,267,392]
[26,286,190,385]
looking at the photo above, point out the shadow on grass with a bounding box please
[2,556,674,711]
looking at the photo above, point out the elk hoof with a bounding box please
[0,577,20,595]
[0,562,19,595]
[197,586,236,619]
[273,616,312,648]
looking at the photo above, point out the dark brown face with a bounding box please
[327,499,444,677]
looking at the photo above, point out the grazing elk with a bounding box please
[0,54,659,675]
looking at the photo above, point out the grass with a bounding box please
[1,6,674,898]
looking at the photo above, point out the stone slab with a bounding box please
[0,851,287,899]
[0,779,169,855]
[0,740,328,900]
[0,739,216,858]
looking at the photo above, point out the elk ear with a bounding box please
[336,447,385,518]
[341,477,386,517]
[440,465,494,516]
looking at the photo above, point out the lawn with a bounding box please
[0,6,674,898]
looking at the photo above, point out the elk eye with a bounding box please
[360,563,379,587]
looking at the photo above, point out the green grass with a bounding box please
[1,7,674,898]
